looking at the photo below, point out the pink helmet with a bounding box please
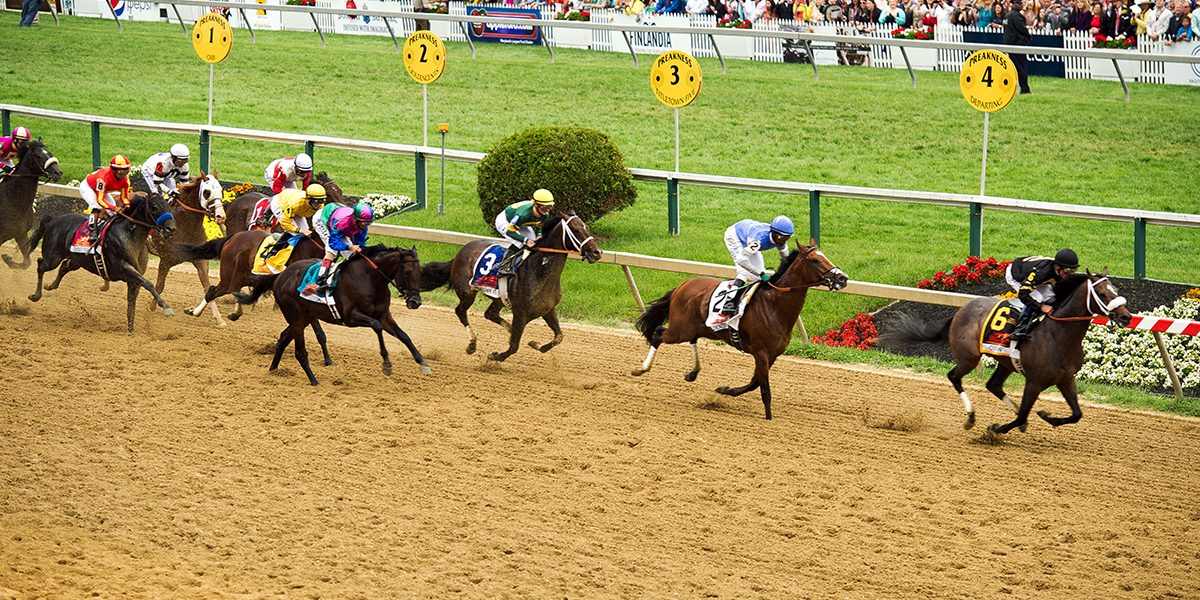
[330,206,356,231]
[11,126,31,141]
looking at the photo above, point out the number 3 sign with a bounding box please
[650,50,702,109]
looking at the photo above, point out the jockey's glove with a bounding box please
[760,272,771,282]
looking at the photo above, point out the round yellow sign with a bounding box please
[192,13,233,64]
[403,31,447,85]
[960,49,1018,113]
[650,51,702,109]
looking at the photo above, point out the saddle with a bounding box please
[248,197,277,231]
[705,280,762,333]
[298,261,346,319]
[979,298,1028,372]
[70,219,111,255]
[251,234,292,275]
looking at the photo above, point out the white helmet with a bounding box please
[170,143,190,160]
[294,153,313,172]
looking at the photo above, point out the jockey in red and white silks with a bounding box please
[264,153,313,194]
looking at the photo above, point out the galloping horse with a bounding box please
[236,246,427,385]
[0,138,63,269]
[144,175,225,320]
[175,229,326,325]
[223,172,343,235]
[882,271,1132,433]
[421,212,602,361]
[28,193,178,333]
[632,241,848,420]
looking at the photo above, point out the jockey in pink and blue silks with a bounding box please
[0,126,32,176]
[305,202,374,295]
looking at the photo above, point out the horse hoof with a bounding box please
[326,359,336,367]
[715,386,730,395]
[309,380,319,386]
[420,365,432,376]
[1036,410,1053,422]
[488,352,506,362]
[988,423,1005,434]
[162,308,175,317]
[1018,421,1029,433]
[215,320,227,328]
[100,282,109,292]
[631,368,645,376]
[228,313,241,322]
[964,413,976,430]
[466,342,476,355]
[528,341,540,350]
[382,363,392,375]
[684,371,698,383]
[28,294,39,302]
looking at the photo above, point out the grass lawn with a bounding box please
[4,13,1198,409]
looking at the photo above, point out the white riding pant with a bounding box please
[494,212,535,249]
[268,196,309,234]
[1005,264,1055,306]
[263,159,299,190]
[724,225,764,282]
[79,182,119,222]
[0,157,15,171]
[141,173,176,195]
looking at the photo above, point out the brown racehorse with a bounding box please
[421,212,602,361]
[175,229,327,325]
[223,172,343,235]
[881,271,1133,433]
[632,241,848,420]
[236,246,427,386]
[144,174,226,320]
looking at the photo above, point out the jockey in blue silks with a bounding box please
[713,215,795,322]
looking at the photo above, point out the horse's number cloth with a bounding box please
[705,280,756,332]
[252,233,293,275]
[248,197,275,230]
[297,261,344,306]
[470,243,507,300]
[69,220,108,254]
[980,299,1024,361]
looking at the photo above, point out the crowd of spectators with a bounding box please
[558,0,1200,40]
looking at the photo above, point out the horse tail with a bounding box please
[635,290,674,343]
[420,260,452,292]
[233,275,275,306]
[877,312,953,349]
[176,236,229,262]
[27,213,50,254]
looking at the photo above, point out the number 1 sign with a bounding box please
[193,13,233,127]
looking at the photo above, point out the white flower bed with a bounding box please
[358,193,414,219]
[1080,295,1200,393]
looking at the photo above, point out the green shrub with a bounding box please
[476,126,637,226]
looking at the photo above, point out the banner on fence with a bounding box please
[466,7,542,45]
[333,0,393,35]
[610,13,692,55]
[962,30,1065,77]
[1160,42,1200,86]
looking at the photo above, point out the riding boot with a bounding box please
[87,212,104,245]
[303,265,330,296]
[1010,306,1040,343]
[261,236,291,259]
[720,278,746,316]
[497,245,522,276]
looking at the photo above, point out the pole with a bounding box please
[91,121,101,171]
[1152,331,1183,400]
[980,111,989,197]
[1133,217,1146,279]
[208,63,215,127]
[808,190,821,246]
[1,110,9,137]
[438,128,446,215]
[415,151,426,211]
[971,111,989,258]
[667,177,679,236]
[304,140,315,160]
[422,85,429,148]
[674,108,680,174]
[199,129,211,174]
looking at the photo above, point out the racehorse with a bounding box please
[144,175,225,320]
[27,192,178,333]
[175,229,327,325]
[223,172,343,235]
[880,271,1132,433]
[237,246,427,385]
[632,241,848,420]
[422,212,602,361]
[0,138,63,269]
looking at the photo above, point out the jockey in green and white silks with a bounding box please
[493,188,555,275]
[715,216,795,321]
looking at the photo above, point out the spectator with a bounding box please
[1088,1,1103,33]
[20,0,40,27]
[1045,2,1069,28]
[979,0,996,25]
[1103,0,1134,37]
[1177,13,1195,37]
[1131,2,1149,32]
[1023,0,1042,27]
[653,0,683,13]
[413,0,432,31]
[1192,0,1200,36]
[774,0,795,18]
[1147,0,1172,38]
[933,0,956,24]
[1070,0,1093,29]
[1003,0,1032,93]
[855,0,882,27]
[687,0,712,13]
[880,0,909,21]
[826,0,847,18]
[725,0,746,18]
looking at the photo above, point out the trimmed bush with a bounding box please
[476,126,636,225]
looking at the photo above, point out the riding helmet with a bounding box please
[770,215,795,237]
[533,188,555,207]
[353,203,375,222]
[305,183,327,200]
[170,143,190,160]
[110,155,132,169]
[1053,248,1079,269]
[11,126,31,141]
[295,153,314,172]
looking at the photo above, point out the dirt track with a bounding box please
[1,259,1198,599]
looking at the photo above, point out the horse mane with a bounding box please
[770,247,802,285]
[1050,273,1090,307]
[536,215,564,247]
[177,176,203,195]
[351,244,413,262]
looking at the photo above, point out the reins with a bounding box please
[765,246,841,293]
[3,154,58,182]
[1045,276,1125,322]
[533,214,593,256]
[354,249,416,297]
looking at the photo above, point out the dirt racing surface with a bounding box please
[1,261,1198,599]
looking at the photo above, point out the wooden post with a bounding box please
[1152,331,1183,400]
[414,151,427,211]
[622,265,645,313]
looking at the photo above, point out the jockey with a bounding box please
[264,152,313,195]
[304,202,374,295]
[140,143,191,197]
[494,188,555,276]
[269,183,326,241]
[0,126,32,175]
[714,215,795,322]
[80,155,134,244]
[1006,248,1079,342]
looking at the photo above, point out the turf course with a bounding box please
[3,16,1197,338]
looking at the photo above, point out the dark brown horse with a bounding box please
[143,174,226,320]
[882,271,1133,433]
[422,212,602,361]
[632,241,848,420]
[27,192,177,333]
[223,172,343,235]
[237,246,426,386]
[175,229,326,325]
[0,138,63,269]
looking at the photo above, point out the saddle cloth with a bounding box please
[980,298,1024,362]
[251,233,293,275]
[297,261,345,306]
[69,220,110,255]
[248,197,276,231]
[470,243,507,300]
[704,280,760,332]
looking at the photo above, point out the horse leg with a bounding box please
[454,289,479,354]
[947,360,980,430]
[751,352,775,420]
[147,258,172,313]
[191,260,226,326]
[1038,378,1083,427]
[125,281,140,334]
[126,269,175,317]
[989,381,1046,434]
[44,261,78,291]
[631,324,668,376]
[29,257,51,302]
[311,320,334,366]
[269,327,294,372]
[716,360,761,397]
[488,314,529,362]
[986,365,1018,413]
[4,229,32,269]
[527,308,564,353]
[683,342,701,382]
[380,312,431,375]
[291,323,319,386]
[484,298,512,332]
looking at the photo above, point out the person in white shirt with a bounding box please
[1146,0,1172,38]
[933,0,956,25]
[686,0,711,12]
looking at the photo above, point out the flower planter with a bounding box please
[1088,55,1142,81]
[715,33,755,60]
[890,44,938,70]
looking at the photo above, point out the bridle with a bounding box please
[534,214,595,256]
[169,177,222,219]
[4,148,59,181]
[767,245,846,293]
[1047,276,1127,322]
[356,249,420,298]
[115,196,174,233]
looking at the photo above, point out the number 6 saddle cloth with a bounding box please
[981,298,1024,360]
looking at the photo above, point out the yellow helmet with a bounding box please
[532,188,555,207]
[305,184,327,201]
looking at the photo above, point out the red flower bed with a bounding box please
[915,255,1009,291]
[811,313,878,350]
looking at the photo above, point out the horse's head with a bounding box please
[131,191,177,238]
[778,238,848,291]
[376,246,422,310]
[1055,269,1132,327]
[21,138,62,183]
[543,210,602,263]
[315,172,344,204]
